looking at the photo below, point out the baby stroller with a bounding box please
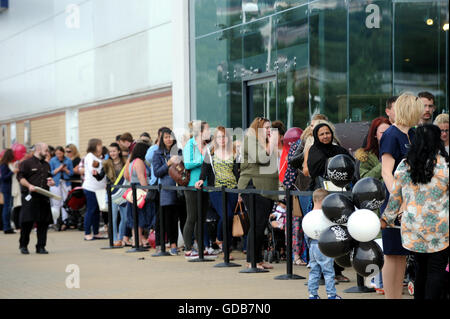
[63,187,86,231]
[263,202,287,264]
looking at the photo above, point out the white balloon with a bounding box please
[302,209,336,240]
[347,209,381,242]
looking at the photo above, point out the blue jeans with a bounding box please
[308,241,336,297]
[83,189,100,236]
[208,191,238,248]
[112,202,127,242]
[1,187,12,231]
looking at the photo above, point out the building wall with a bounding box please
[78,90,172,155]
[0,0,173,123]
[30,113,66,148]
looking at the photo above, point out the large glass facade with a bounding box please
[191,0,449,130]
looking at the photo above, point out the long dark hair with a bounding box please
[406,124,449,185]
[129,142,150,163]
[109,142,124,161]
[364,117,391,158]
[0,149,14,165]
[158,127,178,153]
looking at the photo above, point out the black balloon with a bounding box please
[326,154,355,188]
[335,253,352,268]
[350,241,384,277]
[318,225,354,258]
[322,193,355,224]
[352,177,386,211]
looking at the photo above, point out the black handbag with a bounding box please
[146,183,159,202]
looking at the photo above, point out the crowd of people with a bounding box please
[0,91,448,300]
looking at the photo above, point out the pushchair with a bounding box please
[62,187,86,231]
[263,202,287,264]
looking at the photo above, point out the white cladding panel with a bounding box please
[0,0,172,121]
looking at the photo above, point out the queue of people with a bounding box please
[0,90,447,300]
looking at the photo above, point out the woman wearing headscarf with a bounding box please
[306,123,352,191]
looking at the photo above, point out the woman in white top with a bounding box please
[82,138,107,241]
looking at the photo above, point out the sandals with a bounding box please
[335,275,350,283]
[294,258,307,266]
[247,263,265,270]
[84,235,94,241]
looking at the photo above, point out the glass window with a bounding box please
[309,0,347,124]
[275,5,309,129]
[24,120,31,147]
[394,1,448,114]
[348,0,392,122]
[10,122,16,145]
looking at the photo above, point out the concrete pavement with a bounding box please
[0,228,412,299]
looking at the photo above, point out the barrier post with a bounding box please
[240,192,268,273]
[152,184,170,256]
[274,188,305,280]
[189,187,213,262]
[214,186,240,268]
[344,274,375,293]
[127,184,148,252]
[101,183,123,249]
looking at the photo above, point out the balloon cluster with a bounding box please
[12,143,27,161]
[302,173,386,278]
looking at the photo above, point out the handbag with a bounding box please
[232,201,250,237]
[111,165,128,205]
[122,160,147,209]
[122,188,147,209]
[95,188,108,212]
[168,161,190,187]
[292,194,303,217]
[146,183,158,202]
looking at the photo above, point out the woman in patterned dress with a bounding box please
[381,124,449,299]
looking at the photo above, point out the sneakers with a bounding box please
[328,295,343,299]
[169,248,178,256]
[204,247,218,256]
[309,295,320,299]
[203,247,218,259]
[184,250,199,260]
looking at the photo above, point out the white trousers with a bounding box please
[50,183,71,224]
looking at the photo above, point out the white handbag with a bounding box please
[95,188,108,212]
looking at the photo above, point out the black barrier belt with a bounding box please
[111,184,352,197]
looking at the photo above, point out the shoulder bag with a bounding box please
[232,201,250,237]
[122,160,147,209]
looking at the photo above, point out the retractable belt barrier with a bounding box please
[106,183,355,281]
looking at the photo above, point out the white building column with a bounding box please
[171,0,191,134]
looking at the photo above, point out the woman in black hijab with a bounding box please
[306,123,351,190]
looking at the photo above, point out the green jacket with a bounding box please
[355,148,383,181]
[237,135,279,200]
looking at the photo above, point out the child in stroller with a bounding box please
[263,201,287,263]
[62,186,86,231]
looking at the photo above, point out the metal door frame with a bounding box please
[242,71,278,129]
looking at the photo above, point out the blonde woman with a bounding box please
[238,117,279,269]
[434,113,449,154]
[65,144,82,189]
[379,92,424,299]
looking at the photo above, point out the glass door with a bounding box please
[242,72,277,129]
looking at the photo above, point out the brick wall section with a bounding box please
[78,91,173,156]
[30,113,66,148]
